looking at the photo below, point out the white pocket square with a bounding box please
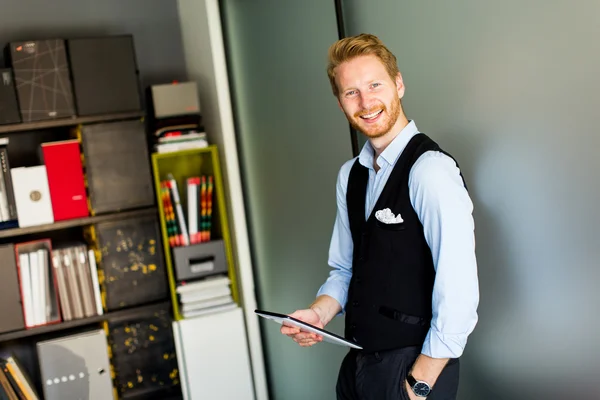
[375,208,404,224]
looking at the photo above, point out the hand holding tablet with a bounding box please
[279,308,324,346]
[255,309,362,349]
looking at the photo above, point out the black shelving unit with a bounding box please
[0,109,182,399]
[0,111,145,134]
[0,301,169,343]
[0,110,161,335]
[0,206,157,239]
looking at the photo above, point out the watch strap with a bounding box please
[406,373,418,387]
[406,373,432,397]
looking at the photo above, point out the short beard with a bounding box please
[348,97,401,139]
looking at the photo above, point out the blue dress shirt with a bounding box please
[317,120,479,359]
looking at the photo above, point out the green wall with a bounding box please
[342,1,600,399]
[220,1,353,399]
[224,0,600,399]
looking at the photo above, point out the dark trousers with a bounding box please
[336,346,460,400]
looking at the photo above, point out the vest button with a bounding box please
[353,301,359,307]
[351,324,357,329]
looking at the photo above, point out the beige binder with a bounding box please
[37,329,115,400]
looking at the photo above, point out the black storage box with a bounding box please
[88,214,169,311]
[6,39,76,122]
[67,35,142,116]
[106,304,180,398]
[79,119,155,214]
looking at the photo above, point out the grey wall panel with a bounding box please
[0,0,186,87]
[342,0,600,398]
[221,1,353,399]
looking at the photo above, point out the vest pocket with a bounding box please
[379,306,429,326]
[375,219,406,231]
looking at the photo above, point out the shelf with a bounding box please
[0,300,170,342]
[0,110,145,134]
[0,206,157,239]
[152,145,214,160]
[151,145,240,321]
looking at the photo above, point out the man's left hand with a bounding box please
[404,353,448,399]
[404,380,423,400]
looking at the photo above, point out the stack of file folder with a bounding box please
[160,174,213,248]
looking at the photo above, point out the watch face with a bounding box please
[413,381,431,397]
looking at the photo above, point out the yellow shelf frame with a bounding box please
[151,145,239,320]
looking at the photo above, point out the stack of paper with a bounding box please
[176,274,235,318]
[154,131,208,154]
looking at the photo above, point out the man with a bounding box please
[280,33,479,400]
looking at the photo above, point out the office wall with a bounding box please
[220,1,353,399]
[341,0,600,398]
[0,0,186,88]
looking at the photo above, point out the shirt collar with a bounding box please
[358,120,420,170]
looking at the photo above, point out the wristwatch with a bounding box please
[406,373,431,397]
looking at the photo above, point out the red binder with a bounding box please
[41,140,89,221]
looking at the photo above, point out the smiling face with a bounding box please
[335,54,405,140]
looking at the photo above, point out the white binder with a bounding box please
[11,166,54,227]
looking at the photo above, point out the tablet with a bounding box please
[255,309,362,350]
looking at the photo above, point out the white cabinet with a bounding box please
[173,307,255,400]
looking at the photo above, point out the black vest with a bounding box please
[344,133,464,353]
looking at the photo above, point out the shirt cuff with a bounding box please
[316,280,348,314]
[421,328,468,359]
